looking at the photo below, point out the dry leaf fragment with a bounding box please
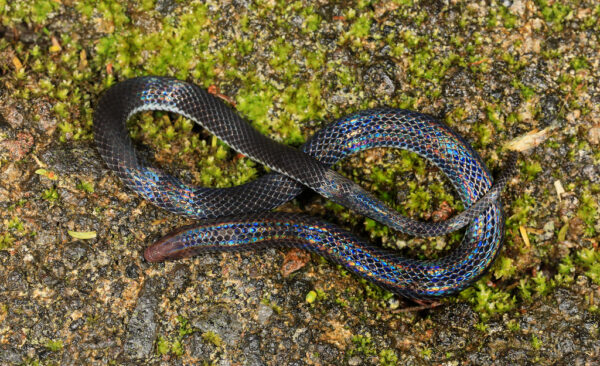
[505,126,554,152]
[554,180,565,201]
[68,230,97,239]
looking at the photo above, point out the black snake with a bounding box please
[94,76,515,299]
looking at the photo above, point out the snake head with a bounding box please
[144,228,195,262]
[316,170,369,206]
[316,169,394,221]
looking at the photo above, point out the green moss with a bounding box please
[420,347,433,358]
[531,271,552,296]
[155,316,195,357]
[582,5,600,30]
[1,0,59,24]
[446,107,467,126]
[485,105,504,129]
[156,336,170,356]
[531,334,542,350]
[335,296,349,308]
[371,167,393,186]
[235,81,276,132]
[261,297,282,314]
[507,319,520,332]
[302,7,321,33]
[41,187,59,201]
[577,188,598,237]
[460,282,516,320]
[577,248,600,285]
[349,15,371,38]
[177,316,193,338]
[0,232,15,250]
[334,64,356,87]
[201,331,222,347]
[379,349,398,365]
[430,182,458,209]
[405,182,432,214]
[76,180,95,194]
[358,278,394,301]
[487,8,499,28]
[349,334,376,356]
[281,80,325,138]
[475,321,488,332]
[507,193,536,230]
[536,0,572,31]
[499,6,518,29]
[493,256,516,280]
[363,218,390,241]
[304,49,326,70]
[522,160,543,181]
[270,38,294,69]
[511,78,535,100]
[555,255,575,285]
[473,122,493,146]
[570,56,589,71]
[45,339,63,352]
[171,339,184,356]
[8,216,24,232]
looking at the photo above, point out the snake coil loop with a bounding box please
[94,76,514,299]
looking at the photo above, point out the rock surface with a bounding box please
[0,0,599,364]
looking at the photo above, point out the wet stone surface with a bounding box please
[123,276,166,360]
[1,0,600,365]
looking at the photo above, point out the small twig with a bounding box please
[392,300,442,313]
[207,85,236,106]
[469,58,490,66]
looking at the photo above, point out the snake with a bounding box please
[93,76,515,299]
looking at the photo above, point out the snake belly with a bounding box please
[94,76,506,299]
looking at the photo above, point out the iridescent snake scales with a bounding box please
[94,76,516,299]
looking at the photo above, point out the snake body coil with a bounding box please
[94,76,512,299]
